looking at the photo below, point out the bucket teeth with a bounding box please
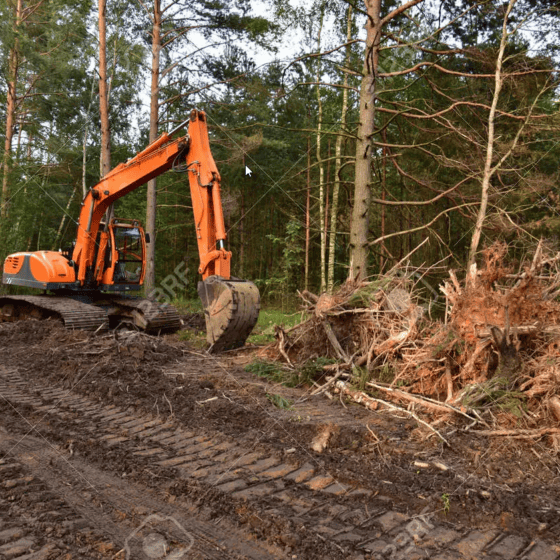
[198,276,260,352]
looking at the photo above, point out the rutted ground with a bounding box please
[0,320,558,559]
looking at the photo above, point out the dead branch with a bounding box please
[274,326,294,367]
[322,320,350,362]
[474,427,560,438]
[365,381,463,416]
[335,381,450,445]
[300,289,319,304]
[311,368,345,396]
[444,358,454,402]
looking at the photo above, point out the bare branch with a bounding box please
[369,202,479,246]
[381,0,425,26]
[379,61,553,79]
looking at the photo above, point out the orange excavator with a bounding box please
[0,109,260,352]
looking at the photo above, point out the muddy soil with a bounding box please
[0,319,559,557]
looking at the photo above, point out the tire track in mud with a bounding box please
[0,365,558,560]
[0,436,278,560]
[0,453,117,559]
[0,367,281,560]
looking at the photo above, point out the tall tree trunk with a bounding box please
[327,3,352,293]
[468,0,516,268]
[145,0,162,294]
[380,124,387,271]
[98,0,113,222]
[349,0,424,280]
[316,1,326,293]
[349,0,381,281]
[99,0,110,177]
[305,137,311,291]
[1,0,23,220]
[326,139,330,239]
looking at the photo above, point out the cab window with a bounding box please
[113,226,143,283]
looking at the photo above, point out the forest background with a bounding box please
[1,0,560,308]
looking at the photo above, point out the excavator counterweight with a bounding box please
[1,110,260,351]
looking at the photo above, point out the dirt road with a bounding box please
[0,320,558,559]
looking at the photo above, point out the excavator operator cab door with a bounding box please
[102,220,146,288]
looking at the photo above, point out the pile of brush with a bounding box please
[267,241,560,446]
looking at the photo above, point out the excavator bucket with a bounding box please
[198,275,260,352]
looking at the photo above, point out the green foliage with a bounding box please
[266,393,293,410]
[353,365,371,391]
[257,219,304,302]
[346,278,395,308]
[375,363,395,384]
[244,359,289,383]
[244,355,331,389]
[461,377,527,418]
[298,357,336,385]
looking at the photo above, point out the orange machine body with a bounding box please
[3,110,231,293]
[3,251,76,289]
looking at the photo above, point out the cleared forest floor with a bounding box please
[0,318,559,559]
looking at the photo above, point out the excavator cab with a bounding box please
[111,221,146,285]
[97,219,147,288]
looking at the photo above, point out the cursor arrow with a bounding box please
[245,166,252,177]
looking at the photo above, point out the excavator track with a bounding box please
[110,297,182,333]
[0,295,108,331]
[0,295,182,334]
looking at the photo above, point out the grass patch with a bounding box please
[171,297,203,313]
[245,356,335,389]
[247,306,306,346]
[177,329,206,349]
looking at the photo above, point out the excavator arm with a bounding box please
[185,111,259,350]
[73,110,232,286]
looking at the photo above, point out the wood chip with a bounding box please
[196,396,218,405]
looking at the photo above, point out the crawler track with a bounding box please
[1,364,557,560]
[0,295,108,330]
[110,296,182,333]
[0,367,282,560]
[0,295,182,333]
